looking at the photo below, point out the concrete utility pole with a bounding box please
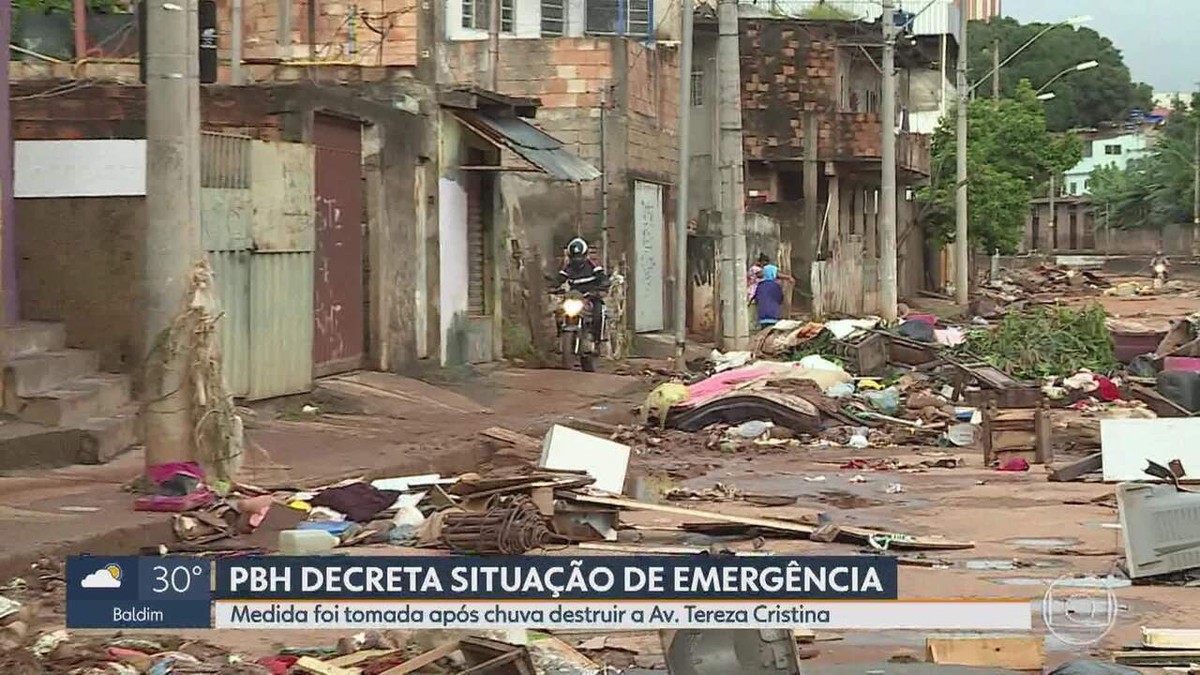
[1193,84,1199,228]
[231,0,244,84]
[488,0,501,90]
[673,0,694,370]
[878,0,898,321]
[991,39,1000,98]
[717,0,748,349]
[143,0,203,467]
[953,0,969,304]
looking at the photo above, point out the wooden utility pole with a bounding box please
[717,0,748,349]
[673,0,695,370]
[879,0,898,321]
[143,0,202,467]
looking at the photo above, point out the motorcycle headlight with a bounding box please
[562,298,585,317]
[1155,264,1166,274]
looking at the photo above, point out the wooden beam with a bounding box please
[379,643,461,675]
[925,636,1045,671]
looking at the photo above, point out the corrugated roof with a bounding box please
[453,110,601,182]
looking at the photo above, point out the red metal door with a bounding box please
[313,114,365,376]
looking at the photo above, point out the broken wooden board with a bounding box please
[480,427,542,452]
[324,649,399,668]
[378,642,461,675]
[1144,628,1200,650]
[570,494,974,550]
[925,635,1044,671]
[1114,649,1200,667]
[1048,452,1102,482]
[294,656,359,675]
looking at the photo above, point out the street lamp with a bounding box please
[953,14,1092,305]
[1036,92,1056,101]
[968,16,1091,97]
[1036,60,1099,95]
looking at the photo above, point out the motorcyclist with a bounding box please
[1151,250,1171,280]
[557,237,609,342]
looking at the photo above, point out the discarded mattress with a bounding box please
[665,390,826,433]
[681,362,850,409]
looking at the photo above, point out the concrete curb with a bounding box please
[0,441,496,580]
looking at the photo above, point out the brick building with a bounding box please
[686,15,943,326]
[437,12,682,341]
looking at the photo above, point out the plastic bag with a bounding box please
[863,387,901,415]
[729,420,774,439]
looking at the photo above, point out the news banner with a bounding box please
[66,555,1031,631]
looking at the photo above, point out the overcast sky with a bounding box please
[1002,0,1198,93]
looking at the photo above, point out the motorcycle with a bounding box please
[1154,261,1169,288]
[554,290,604,372]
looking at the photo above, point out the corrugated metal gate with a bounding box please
[633,180,665,333]
[201,132,315,400]
[313,114,365,376]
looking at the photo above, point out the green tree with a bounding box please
[919,80,1083,254]
[1090,97,1200,230]
[969,18,1154,132]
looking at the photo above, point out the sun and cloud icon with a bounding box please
[80,564,123,589]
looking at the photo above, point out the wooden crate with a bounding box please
[833,331,889,377]
[982,402,1052,465]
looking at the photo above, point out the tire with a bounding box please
[559,332,577,370]
[580,353,597,372]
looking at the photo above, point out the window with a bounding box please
[1069,181,1077,195]
[690,69,704,106]
[1084,178,1091,191]
[541,0,565,36]
[1105,144,1122,155]
[462,0,514,32]
[585,0,651,37]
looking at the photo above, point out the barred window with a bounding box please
[585,0,651,37]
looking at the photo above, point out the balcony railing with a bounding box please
[742,0,961,44]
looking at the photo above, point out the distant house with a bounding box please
[1061,125,1157,197]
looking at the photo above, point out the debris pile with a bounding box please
[963,304,1117,380]
[0,626,567,675]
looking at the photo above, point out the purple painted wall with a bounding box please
[0,0,16,323]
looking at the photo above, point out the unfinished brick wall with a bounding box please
[9,82,284,140]
[739,19,928,175]
[213,0,419,69]
[625,40,679,181]
[442,38,615,110]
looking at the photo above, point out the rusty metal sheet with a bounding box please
[451,110,600,182]
[312,114,365,376]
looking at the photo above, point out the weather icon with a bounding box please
[80,564,123,589]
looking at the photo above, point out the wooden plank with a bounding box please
[325,649,399,668]
[479,427,541,452]
[570,494,974,550]
[569,494,816,536]
[378,643,461,675]
[925,636,1045,671]
[992,430,1037,450]
[1143,628,1200,650]
[294,657,360,675]
[1048,452,1102,482]
[1114,650,1200,667]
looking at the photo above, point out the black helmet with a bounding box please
[567,237,588,258]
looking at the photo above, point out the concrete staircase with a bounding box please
[0,322,139,471]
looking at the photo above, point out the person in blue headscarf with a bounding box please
[753,264,784,327]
